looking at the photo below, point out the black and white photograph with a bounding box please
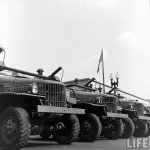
[0,0,150,150]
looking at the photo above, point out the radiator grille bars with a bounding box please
[38,83,66,107]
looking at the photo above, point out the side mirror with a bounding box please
[0,61,5,66]
[0,47,4,53]
[0,47,5,67]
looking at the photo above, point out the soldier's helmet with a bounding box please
[74,78,79,84]
[37,68,44,76]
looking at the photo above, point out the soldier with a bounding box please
[37,68,44,76]
[126,103,133,110]
[74,78,79,84]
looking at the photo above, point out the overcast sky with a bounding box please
[0,0,150,104]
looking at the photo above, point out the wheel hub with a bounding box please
[107,124,114,129]
[104,123,115,134]
[135,124,139,129]
[55,122,65,130]
[2,118,17,140]
[82,121,92,133]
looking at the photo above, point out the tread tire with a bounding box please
[133,120,148,137]
[104,119,124,140]
[0,107,31,150]
[53,114,80,145]
[78,113,102,142]
[121,118,135,138]
[144,121,150,137]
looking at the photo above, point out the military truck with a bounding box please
[81,77,150,138]
[84,78,135,139]
[0,48,85,150]
[102,78,150,138]
[64,78,130,141]
[118,99,150,137]
[93,77,150,138]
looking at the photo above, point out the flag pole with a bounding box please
[102,49,105,93]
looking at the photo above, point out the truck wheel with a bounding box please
[39,126,51,139]
[144,121,150,137]
[53,114,80,145]
[0,107,31,150]
[104,119,124,139]
[78,113,102,142]
[133,120,148,137]
[121,118,135,138]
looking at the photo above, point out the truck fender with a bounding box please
[0,92,44,114]
[72,103,107,116]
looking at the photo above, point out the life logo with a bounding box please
[126,137,149,149]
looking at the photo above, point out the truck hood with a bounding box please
[73,90,116,99]
[0,75,65,86]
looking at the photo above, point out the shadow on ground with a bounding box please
[0,137,57,150]
[0,136,120,149]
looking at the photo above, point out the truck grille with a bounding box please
[133,105,144,116]
[37,83,66,107]
[101,97,117,113]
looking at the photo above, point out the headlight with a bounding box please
[32,82,38,94]
[66,88,70,97]
[95,97,101,104]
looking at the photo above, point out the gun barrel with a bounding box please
[94,80,149,102]
[49,66,62,78]
[85,77,95,86]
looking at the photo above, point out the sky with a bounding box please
[0,0,150,104]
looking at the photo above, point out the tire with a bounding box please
[39,126,51,139]
[78,113,102,142]
[133,120,148,137]
[121,118,135,138]
[104,119,124,139]
[144,121,150,137]
[53,114,80,145]
[0,107,31,150]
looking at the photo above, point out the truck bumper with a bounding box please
[138,115,150,120]
[37,105,85,114]
[107,112,128,118]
